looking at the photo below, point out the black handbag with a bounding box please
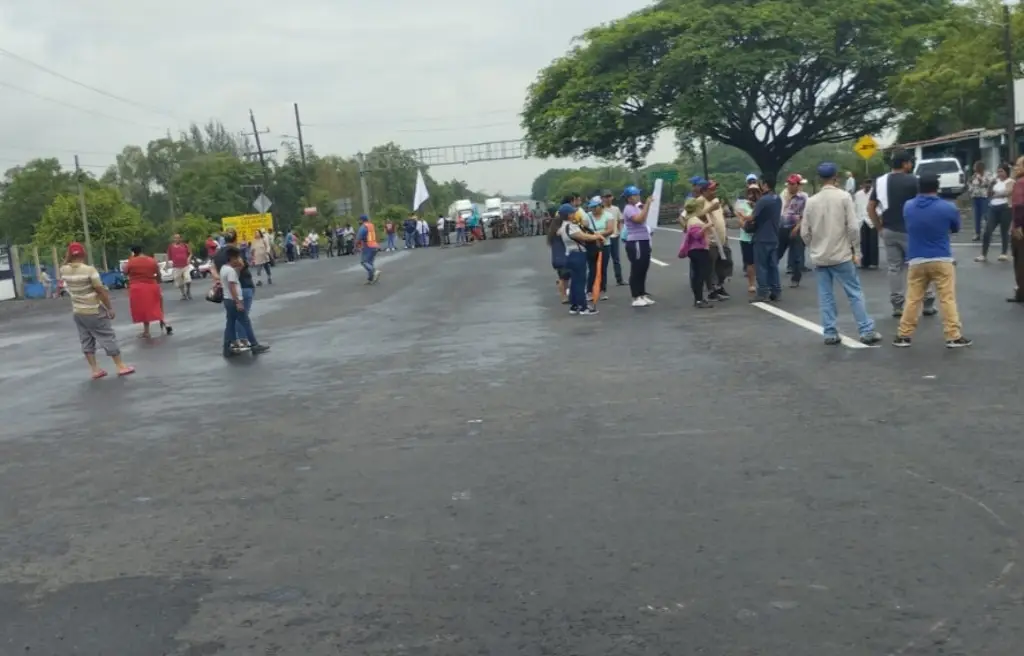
[715,244,734,280]
[206,283,223,303]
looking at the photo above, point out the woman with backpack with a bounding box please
[549,203,605,315]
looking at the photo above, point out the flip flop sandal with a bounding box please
[91,369,108,380]
[117,366,136,377]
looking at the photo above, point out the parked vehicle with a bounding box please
[914,157,965,197]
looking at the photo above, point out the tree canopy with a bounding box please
[522,0,950,177]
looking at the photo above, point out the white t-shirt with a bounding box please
[308,233,319,244]
[558,222,585,253]
[991,178,1013,206]
[854,189,872,226]
[220,264,240,299]
[437,217,445,229]
[603,205,623,232]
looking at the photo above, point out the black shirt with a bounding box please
[870,172,918,233]
[213,247,254,289]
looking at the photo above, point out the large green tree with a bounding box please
[0,159,75,243]
[522,0,949,178]
[34,187,146,267]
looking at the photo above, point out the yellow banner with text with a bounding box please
[221,214,273,244]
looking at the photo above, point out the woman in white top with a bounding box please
[854,180,879,268]
[977,162,1014,262]
[551,203,605,315]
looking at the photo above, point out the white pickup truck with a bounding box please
[914,157,966,197]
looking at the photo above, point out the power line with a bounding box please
[303,109,515,128]
[396,122,519,134]
[0,80,163,130]
[0,155,107,170]
[0,46,185,122]
[0,145,121,157]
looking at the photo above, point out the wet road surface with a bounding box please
[1,236,1023,655]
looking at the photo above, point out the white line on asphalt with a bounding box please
[650,257,670,267]
[751,301,876,349]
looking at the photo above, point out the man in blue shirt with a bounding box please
[893,174,971,348]
[750,174,783,302]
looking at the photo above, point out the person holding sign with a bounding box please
[622,185,654,307]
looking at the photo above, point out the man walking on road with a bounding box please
[801,162,881,346]
[356,214,381,284]
[892,174,972,348]
[166,233,192,300]
[750,174,782,303]
[869,149,937,318]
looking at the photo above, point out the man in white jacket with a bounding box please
[801,162,882,346]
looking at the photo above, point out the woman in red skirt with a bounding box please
[123,245,172,338]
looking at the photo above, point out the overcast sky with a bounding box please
[0,0,676,197]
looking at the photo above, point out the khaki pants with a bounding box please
[897,261,961,340]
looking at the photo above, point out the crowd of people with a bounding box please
[545,149,1024,349]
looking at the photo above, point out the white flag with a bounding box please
[413,169,430,210]
[646,178,663,238]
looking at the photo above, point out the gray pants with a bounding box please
[883,229,934,310]
[74,312,121,356]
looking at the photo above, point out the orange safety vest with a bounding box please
[363,222,379,248]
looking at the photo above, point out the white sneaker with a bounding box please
[642,295,655,305]
[632,298,648,307]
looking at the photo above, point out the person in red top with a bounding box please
[166,233,193,300]
[384,220,397,251]
[1009,156,1024,302]
[123,245,171,338]
[205,236,218,258]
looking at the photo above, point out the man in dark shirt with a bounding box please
[868,149,936,317]
[213,230,257,350]
[751,174,783,302]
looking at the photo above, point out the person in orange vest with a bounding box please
[356,214,381,284]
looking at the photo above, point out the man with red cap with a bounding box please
[59,242,135,379]
[779,173,809,288]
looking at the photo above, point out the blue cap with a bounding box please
[745,173,758,182]
[623,185,642,197]
[689,175,704,185]
[557,203,576,216]
[816,162,838,179]
[359,214,369,221]
[587,198,601,209]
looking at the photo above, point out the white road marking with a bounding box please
[650,257,670,267]
[751,301,876,349]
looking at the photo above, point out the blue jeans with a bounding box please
[234,287,254,337]
[404,231,415,248]
[456,227,466,244]
[815,260,875,337]
[386,233,397,249]
[608,237,624,283]
[223,294,258,353]
[566,251,588,309]
[972,196,989,236]
[753,242,781,298]
[361,247,377,280]
[777,227,805,283]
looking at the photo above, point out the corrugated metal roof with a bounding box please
[894,128,987,150]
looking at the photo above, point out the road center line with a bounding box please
[751,301,875,349]
[650,257,670,267]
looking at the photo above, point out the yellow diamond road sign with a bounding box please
[854,135,878,160]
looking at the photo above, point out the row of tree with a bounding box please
[521,0,1020,183]
[0,121,490,262]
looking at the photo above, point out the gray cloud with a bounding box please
[0,0,675,195]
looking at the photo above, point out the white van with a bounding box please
[914,157,965,197]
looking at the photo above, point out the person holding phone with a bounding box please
[219,246,269,357]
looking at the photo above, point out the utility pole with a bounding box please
[248,109,272,192]
[700,136,710,181]
[166,128,177,222]
[74,155,93,266]
[294,102,311,203]
[357,153,371,217]
[1004,1,1017,162]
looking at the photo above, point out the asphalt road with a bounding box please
[1,235,1022,655]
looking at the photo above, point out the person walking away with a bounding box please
[356,214,381,284]
[976,162,1014,263]
[251,229,273,286]
[166,233,192,300]
[778,174,808,288]
[968,161,994,241]
[556,203,604,315]
[733,184,760,293]
[845,171,856,195]
[548,207,571,304]
[586,198,615,301]
[855,180,879,268]
[800,163,881,346]
[124,245,172,338]
[622,185,655,307]
[219,246,269,357]
[385,220,398,251]
[599,190,625,286]
[869,149,936,318]
[60,242,135,379]
[697,181,731,299]
[1006,156,1024,302]
[455,213,467,246]
[680,198,716,308]
[750,175,783,302]
[892,174,972,348]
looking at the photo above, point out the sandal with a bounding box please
[117,366,136,377]
[91,369,108,380]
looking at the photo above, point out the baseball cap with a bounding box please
[587,197,602,208]
[786,174,802,185]
[689,175,705,185]
[359,214,369,221]
[745,173,758,183]
[623,185,642,197]
[817,161,839,179]
[699,180,719,191]
[600,189,614,197]
[67,242,86,258]
[557,203,576,217]
[890,149,913,168]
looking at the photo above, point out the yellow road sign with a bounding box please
[221,213,273,244]
[853,135,878,160]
